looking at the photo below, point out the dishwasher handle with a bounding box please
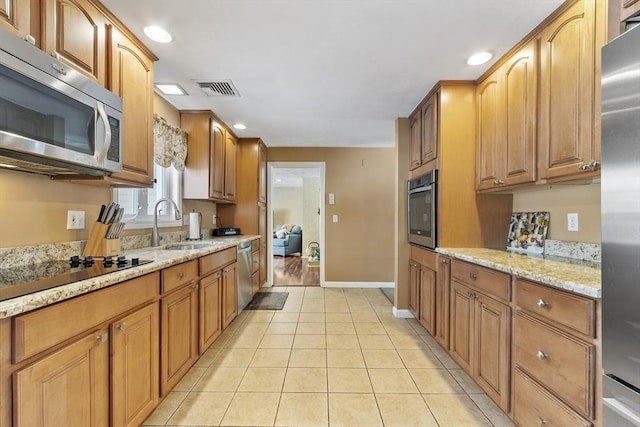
[237,241,251,251]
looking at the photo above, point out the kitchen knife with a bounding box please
[102,203,114,224]
[98,204,106,223]
[107,204,120,224]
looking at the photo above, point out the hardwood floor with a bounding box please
[273,255,320,286]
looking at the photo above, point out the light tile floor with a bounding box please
[143,287,515,427]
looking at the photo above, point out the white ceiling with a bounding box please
[101,0,565,148]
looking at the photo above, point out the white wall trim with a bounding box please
[322,281,394,288]
[392,307,415,318]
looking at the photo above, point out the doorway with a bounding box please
[268,162,325,287]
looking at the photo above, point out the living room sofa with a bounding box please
[273,224,302,256]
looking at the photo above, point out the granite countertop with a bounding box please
[436,247,601,299]
[0,235,259,319]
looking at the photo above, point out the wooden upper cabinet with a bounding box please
[476,40,536,191]
[538,0,597,180]
[421,93,438,165]
[109,27,155,187]
[409,112,422,170]
[476,72,502,191]
[0,0,30,38]
[409,91,439,170]
[224,132,237,201]
[210,124,225,199]
[42,0,108,86]
[182,111,237,202]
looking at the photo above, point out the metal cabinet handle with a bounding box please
[469,272,477,280]
[578,162,588,171]
[538,417,548,426]
[116,322,127,331]
[537,350,548,360]
[440,259,448,264]
[467,291,477,299]
[192,284,199,290]
[497,179,505,185]
[179,272,186,279]
[493,179,500,185]
[589,160,600,170]
[96,333,108,343]
[536,299,548,308]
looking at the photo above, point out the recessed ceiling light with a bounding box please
[466,51,493,66]
[155,83,187,95]
[0,163,17,168]
[144,26,173,43]
[233,123,247,130]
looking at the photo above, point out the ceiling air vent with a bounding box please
[197,80,240,97]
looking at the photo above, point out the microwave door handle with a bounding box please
[96,102,112,163]
[409,185,431,194]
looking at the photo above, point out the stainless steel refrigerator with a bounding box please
[602,23,640,426]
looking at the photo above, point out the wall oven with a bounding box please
[408,169,437,249]
[0,27,122,176]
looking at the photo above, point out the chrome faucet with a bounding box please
[151,198,182,246]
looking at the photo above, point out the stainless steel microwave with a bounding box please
[408,169,437,249]
[0,27,122,176]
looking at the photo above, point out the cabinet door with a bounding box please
[111,303,159,427]
[474,293,511,412]
[421,93,438,165]
[110,28,155,187]
[0,0,30,39]
[160,284,199,396]
[408,261,420,317]
[200,271,222,353]
[224,132,237,201]
[14,330,109,427]
[435,256,450,349]
[418,266,436,335]
[258,142,267,204]
[476,71,503,190]
[538,0,596,180]
[503,40,537,186]
[222,263,238,328]
[409,112,422,170]
[42,0,107,85]
[210,125,225,199]
[449,280,474,374]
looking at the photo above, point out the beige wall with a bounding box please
[268,147,395,283]
[512,182,601,243]
[395,118,411,309]
[272,187,303,226]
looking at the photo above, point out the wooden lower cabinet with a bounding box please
[14,329,109,427]
[222,262,238,328]
[449,279,511,412]
[435,256,451,349]
[418,266,436,335]
[160,284,199,396]
[111,302,159,427]
[199,270,223,353]
[408,261,420,316]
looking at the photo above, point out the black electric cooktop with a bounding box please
[0,256,153,302]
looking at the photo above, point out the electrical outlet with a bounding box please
[213,215,217,226]
[67,210,85,230]
[332,214,338,223]
[567,213,579,231]
[329,193,335,205]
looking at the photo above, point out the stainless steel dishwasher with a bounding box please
[236,241,252,312]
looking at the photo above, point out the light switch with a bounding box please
[332,214,338,223]
[329,193,335,205]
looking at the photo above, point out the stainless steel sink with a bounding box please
[163,243,211,250]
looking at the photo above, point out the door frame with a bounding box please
[267,162,326,287]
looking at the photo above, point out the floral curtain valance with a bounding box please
[153,114,188,170]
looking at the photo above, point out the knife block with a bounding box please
[83,222,120,258]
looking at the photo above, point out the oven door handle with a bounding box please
[409,184,432,194]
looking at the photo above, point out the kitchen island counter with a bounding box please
[0,236,259,319]
[436,247,601,298]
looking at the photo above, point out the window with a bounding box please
[112,163,183,229]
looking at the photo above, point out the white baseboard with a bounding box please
[392,307,415,319]
[322,281,394,288]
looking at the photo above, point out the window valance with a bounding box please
[153,114,188,170]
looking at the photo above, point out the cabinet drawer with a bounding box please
[516,279,595,337]
[251,239,259,253]
[161,260,197,294]
[13,272,159,363]
[199,247,236,276]
[251,250,259,274]
[451,260,511,301]
[513,368,592,427]
[515,312,595,418]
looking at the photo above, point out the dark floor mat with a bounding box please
[244,292,289,310]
